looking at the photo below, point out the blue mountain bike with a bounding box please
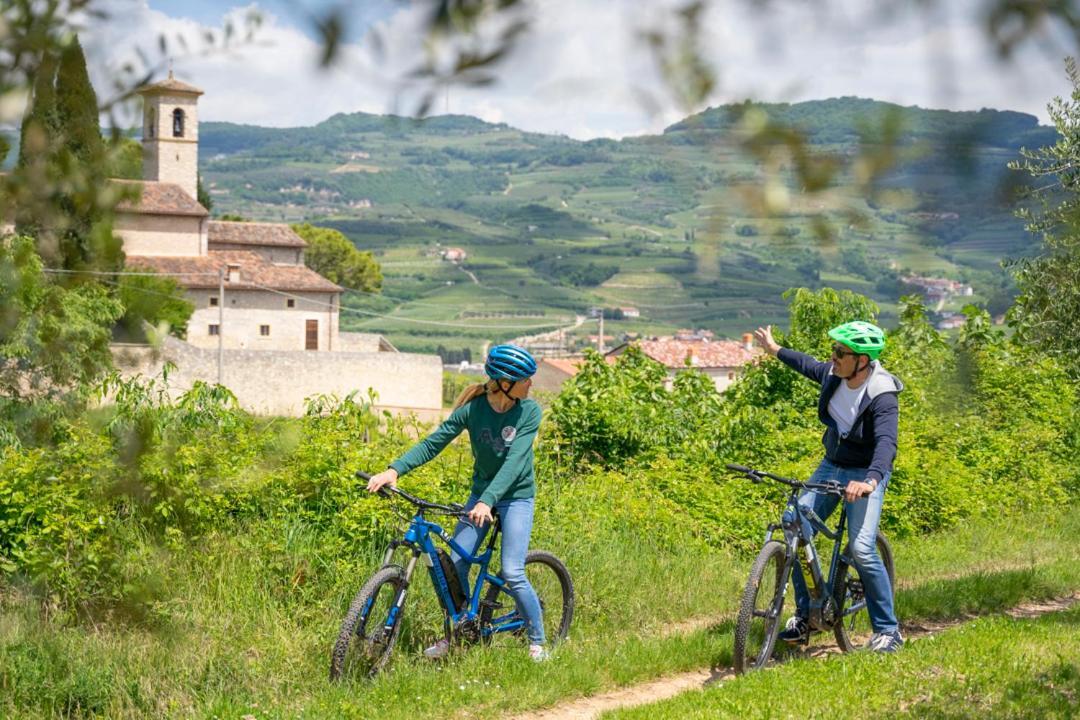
[329,472,574,679]
[726,463,895,674]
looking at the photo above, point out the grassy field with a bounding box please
[607,596,1080,719]
[2,499,1076,719]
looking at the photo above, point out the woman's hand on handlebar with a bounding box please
[366,468,399,494]
[468,501,493,527]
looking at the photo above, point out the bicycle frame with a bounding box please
[765,487,866,631]
[380,508,525,638]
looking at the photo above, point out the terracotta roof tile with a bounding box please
[127,250,342,293]
[611,339,757,368]
[208,221,307,248]
[114,180,208,217]
[136,75,204,96]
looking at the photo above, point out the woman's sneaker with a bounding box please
[528,644,550,662]
[867,630,904,653]
[778,616,811,644]
[423,638,451,660]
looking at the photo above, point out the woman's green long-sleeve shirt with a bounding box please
[388,396,541,507]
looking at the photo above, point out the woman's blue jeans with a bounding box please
[783,458,899,635]
[449,494,545,645]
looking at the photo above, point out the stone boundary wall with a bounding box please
[111,336,442,418]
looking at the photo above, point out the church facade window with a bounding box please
[172,108,185,137]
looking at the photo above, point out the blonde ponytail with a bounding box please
[453,379,496,409]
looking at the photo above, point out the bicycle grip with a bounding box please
[726,463,753,473]
[355,470,373,481]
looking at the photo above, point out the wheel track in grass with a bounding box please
[504,591,1080,720]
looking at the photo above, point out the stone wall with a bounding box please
[186,289,339,351]
[112,336,443,418]
[338,332,395,353]
[115,212,206,256]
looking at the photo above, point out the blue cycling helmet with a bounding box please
[484,344,537,382]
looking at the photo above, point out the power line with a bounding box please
[245,280,572,330]
[42,268,218,277]
[43,267,574,331]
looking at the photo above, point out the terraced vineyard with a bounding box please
[200,98,1055,353]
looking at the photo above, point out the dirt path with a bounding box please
[507,592,1080,720]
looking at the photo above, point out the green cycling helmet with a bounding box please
[828,321,885,360]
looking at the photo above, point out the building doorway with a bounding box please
[305,319,318,350]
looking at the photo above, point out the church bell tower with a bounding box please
[137,70,203,201]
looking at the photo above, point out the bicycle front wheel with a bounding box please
[481,550,574,646]
[329,565,407,680]
[733,540,790,674]
[833,531,895,652]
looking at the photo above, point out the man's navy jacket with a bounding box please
[777,348,904,484]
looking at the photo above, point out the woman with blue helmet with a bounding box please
[366,343,549,661]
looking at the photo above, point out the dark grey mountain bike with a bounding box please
[726,463,895,674]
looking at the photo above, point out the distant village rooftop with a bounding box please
[616,339,758,369]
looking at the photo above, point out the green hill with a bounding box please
[195,98,1052,355]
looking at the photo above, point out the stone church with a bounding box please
[121,73,346,353]
[106,73,440,417]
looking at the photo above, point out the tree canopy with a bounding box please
[291,223,382,293]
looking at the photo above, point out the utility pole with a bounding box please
[217,267,224,384]
[598,312,604,354]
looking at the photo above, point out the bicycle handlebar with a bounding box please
[355,471,468,515]
[724,463,844,496]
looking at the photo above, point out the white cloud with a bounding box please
[79,0,1077,140]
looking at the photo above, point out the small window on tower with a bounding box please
[172,108,185,137]
[209,296,218,307]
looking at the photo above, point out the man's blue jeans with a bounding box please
[783,458,899,635]
[449,495,545,645]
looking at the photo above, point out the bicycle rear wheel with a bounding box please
[733,540,790,674]
[480,550,574,646]
[833,531,895,652]
[329,565,407,680]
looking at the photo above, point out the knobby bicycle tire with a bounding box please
[833,531,895,652]
[480,550,574,645]
[734,540,789,674]
[329,564,407,680]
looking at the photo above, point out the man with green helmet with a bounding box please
[754,320,904,653]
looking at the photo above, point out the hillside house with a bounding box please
[606,337,759,392]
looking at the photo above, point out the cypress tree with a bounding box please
[52,35,122,271]
[14,52,59,241]
[54,36,104,167]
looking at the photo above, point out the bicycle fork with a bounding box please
[381,551,420,636]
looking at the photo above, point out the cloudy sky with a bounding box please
[81,0,1077,140]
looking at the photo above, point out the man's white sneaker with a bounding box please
[423,638,450,660]
[528,644,550,662]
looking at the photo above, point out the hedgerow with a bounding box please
[0,288,1076,616]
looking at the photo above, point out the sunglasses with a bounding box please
[831,344,857,359]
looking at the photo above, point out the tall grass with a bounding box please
[2,504,1077,719]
